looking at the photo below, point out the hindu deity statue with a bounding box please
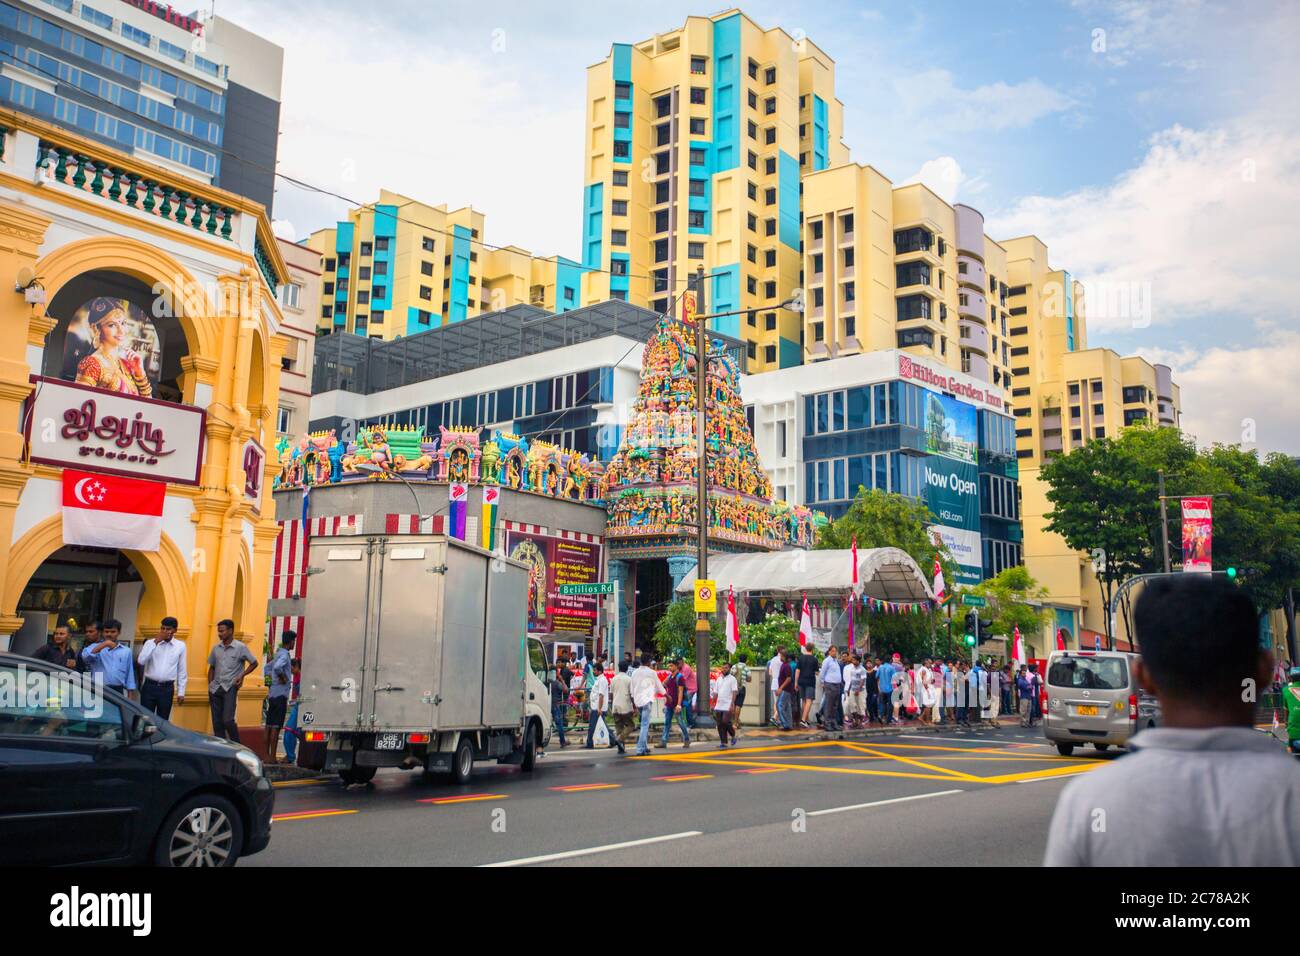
[480,436,502,484]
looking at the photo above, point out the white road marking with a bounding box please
[482,831,704,867]
[807,789,965,817]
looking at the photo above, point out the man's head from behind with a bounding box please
[1134,575,1267,725]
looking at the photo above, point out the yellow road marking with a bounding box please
[652,773,714,782]
[640,754,962,781]
[836,741,980,781]
[271,809,357,822]
[420,793,509,805]
[550,783,622,792]
[272,778,330,789]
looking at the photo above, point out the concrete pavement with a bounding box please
[249,727,1114,866]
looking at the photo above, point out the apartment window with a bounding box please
[612,199,628,215]
[371,286,386,300]
[813,287,824,308]
[688,242,705,259]
[655,180,670,203]
[748,89,758,109]
[1094,426,1106,439]
[358,266,371,281]
[616,112,632,130]
[1092,403,1105,416]
[765,281,777,299]
[764,127,776,145]
[323,282,335,296]
[1012,367,1029,377]
[844,282,855,302]
[845,316,856,337]
[360,241,373,257]
[688,211,705,229]
[748,120,758,140]
[611,230,627,246]
[654,239,669,263]
[764,97,776,115]
[690,117,706,135]
[765,312,776,331]
[357,290,370,304]
[655,123,671,146]
[747,244,758,263]
[655,94,671,116]
[764,66,776,85]
[419,286,433,301]
[421,261,434,276]
[374,261,388,276]
[691,56,707,74]
[689,179,707,198]
[615,81,632,99]
[764,156,776,175]
[843,247,855,268]
[690,148,707,166]
[813,323,824,342]
[747,342,757,359]
[812,253,824,274]
[611,259,628,276]
[1008,285,1027,296]
[1010,326,1028,336]
[158,38,186,62]
[765,345,777,363]
[654,151,671,174]
[765,187,776,206]
[1092,381,1104,394]
[81,5,113,29]
[614,142,630,159]
[747,213,758,232]
[690,87,707,105]
[613,170,629,186]
[324,258,336,272]
[748,151,758,170]
[1011,346,1029,356]
[748,58,759,79]
[764,249,776,268]
[765,219,776,237]
[1009,306,1027,316]
[321,306,331,319]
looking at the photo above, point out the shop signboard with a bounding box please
[924,455,982,585]
[506,529,602,635]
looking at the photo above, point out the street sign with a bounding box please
[961,594,987,607]
[694,579,717,613]
[559,581,614,596]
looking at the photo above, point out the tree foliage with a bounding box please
[965,565,1051,640]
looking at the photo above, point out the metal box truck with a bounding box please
[297,533,552,785]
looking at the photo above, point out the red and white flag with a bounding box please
[932,556,946,603]
[1012,625,1027,668]
[798,594,812,647]
[725,585,739,655]
[62,469,164,552]
[851,535,859,592]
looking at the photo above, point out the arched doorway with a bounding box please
[10,545,145,657]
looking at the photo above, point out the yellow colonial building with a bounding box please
[0,108,289,734]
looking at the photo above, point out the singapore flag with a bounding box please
[62,470,165,552]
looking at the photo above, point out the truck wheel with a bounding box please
[339,766,377,786]
[1056,742,1074,756]
[520,723,538,772]
[450,736,474,785]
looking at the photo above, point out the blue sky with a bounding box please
[222,0,1300,454]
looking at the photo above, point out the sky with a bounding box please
[215,0,1300,455]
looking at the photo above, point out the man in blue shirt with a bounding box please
[876,657,896,724]
[81,618,137,699]
[264,630,295,763]
[819,646,843,731]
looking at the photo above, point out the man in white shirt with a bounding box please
[137,615,186,720]
[712,662,739,748]
[585,661,611,749]
[767,645,785,726]
[629,653,666,756]
[843,654,868,727]
[1045,575,1300,867]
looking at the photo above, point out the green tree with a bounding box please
[652,598,725,663]
[965,565,1052,649]
[815,486,953,659]
[736,613,800,664]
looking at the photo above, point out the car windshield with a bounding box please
[1048,656,1128,690]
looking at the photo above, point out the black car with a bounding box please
[0,652,274,866]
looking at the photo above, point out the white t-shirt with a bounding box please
[714,674,739,711]
[590,673,610,712]
[630,666,664,709]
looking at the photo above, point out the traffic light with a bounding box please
[1225,567,1237,580]
[964,633,976,647]
[963,611,977,636]
[978,619,994,642]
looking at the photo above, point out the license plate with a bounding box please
[1077,705,1099,716]
[374,733,404,750]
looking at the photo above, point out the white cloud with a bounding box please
[902,156,966,203]
[892,70,1076,133]
[271,219,297,241]
[1139,335,1300,455]
[988,121,1300,334]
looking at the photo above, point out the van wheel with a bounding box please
[520,723,538,772]
[1056,743,1074,756]
[155,794,243,867]
[450,736,475,785]
[339,766,377,786]
[1094,742,1110,751]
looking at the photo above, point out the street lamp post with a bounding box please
[684,265,802,725]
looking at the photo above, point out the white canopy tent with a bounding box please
[673,548,935,603]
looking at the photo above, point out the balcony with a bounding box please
[958,318,989,353]
[958,290,987,322]
[0,112,283,293]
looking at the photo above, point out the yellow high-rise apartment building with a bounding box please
[308,189,586,341]
[580,10,848,370]
[801,163,1017,402]
[1002,235,1182,649]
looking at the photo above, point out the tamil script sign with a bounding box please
[559,581,614,596]
[26,376,205,485]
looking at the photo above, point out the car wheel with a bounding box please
[1094,742,1110,751]
[155,794,244,867]
[520,723,539,771]
[1056,742,1074,756]
[338,766,378,786]
[450,735,474,785]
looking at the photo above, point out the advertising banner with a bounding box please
[506,530,602,635]
[1181,496,1213,572]
[921,389,979,464]
[924,455,982,585]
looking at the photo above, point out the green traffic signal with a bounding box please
[1225,567,1237,579]
[964,634,976,646]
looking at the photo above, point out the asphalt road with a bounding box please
[247,726,1120,867]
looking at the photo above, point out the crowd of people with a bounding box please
[765,644,1045,731]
